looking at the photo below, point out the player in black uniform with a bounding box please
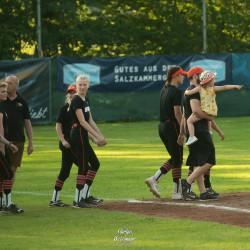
[178,67,222,200]
[3,75,33,187]
[0,82,23,213]
[145,66,187,200]
[70,75,106,208]
[49,85,78,207]
[179,68,218,201]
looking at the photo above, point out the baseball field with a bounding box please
[1,116,250,249]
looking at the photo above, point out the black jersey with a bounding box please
[56,103,73,139]
[183,85,208,134]
[159,85,182,122]
[0,102,8,137]
[2,93,30,142]
[70,95,90,125]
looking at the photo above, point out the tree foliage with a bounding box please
[0,0,249,60]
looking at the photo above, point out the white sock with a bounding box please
[75,188,82,202]
[189,183,194,192]
[52,190,60,202]
[173,182,179,193]
[154,170,164,182]
[82,184,90,199]
[4,193,11,207]
[87,187,91,198]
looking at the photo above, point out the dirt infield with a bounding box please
[98,193,250,228]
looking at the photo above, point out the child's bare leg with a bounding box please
[187,113,202,137]
[208,120,212,132]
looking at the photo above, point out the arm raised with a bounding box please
[214,85,243,92]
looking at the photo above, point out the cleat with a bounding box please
[179,179,192,201]
[172,192,182,200]
[49,200,70,207]
[206,187,219,196]
[199,192,218,201]
[85,196,99,206]
[89,196,103,204]
[181,192,198,201]
[72,199,92,208]
[3,203,24,214]
[145,176,160,197]
[189,191,199,200]
[181,191,199,201]
[185,136,198,146]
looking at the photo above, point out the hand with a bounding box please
[10,144,18,153]
[177,134,184,145]
[219,131,225,140]
[62,140,71,149]
[236,85,243,90]
[97,135,107,147]
[27,142,34,155]
[91,137,102,147]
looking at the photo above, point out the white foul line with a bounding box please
[128,199,250,214]
[13,191,132,201]
[13,191,250,213]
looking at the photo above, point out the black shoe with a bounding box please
[85,196,99,206]
[199,192,218,201]
[206,187,219,196]
[180,191,198,201]
[72,199,92,208]
[189,191,199,200]
[3,203,24,214]
[179,179,191,201]
[89,196,103,204]
[49,200,70,207]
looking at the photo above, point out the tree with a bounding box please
[0,0,249,59]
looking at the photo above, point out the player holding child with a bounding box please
[185,70,243,146]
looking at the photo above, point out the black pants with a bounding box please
[71,126,100,184]
[158,120,183,170]
[0,150,13,195]
[57,141,78,181]
[0,150,13,181]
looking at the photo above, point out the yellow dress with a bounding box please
[200,87,218,116]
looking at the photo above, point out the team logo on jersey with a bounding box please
[16,102,23,107]
[85,106,90,112]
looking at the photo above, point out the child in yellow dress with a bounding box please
[185,70,243,146]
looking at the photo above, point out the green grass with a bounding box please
[1,117,250,249]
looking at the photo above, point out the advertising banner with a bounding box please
[57,54,232,93]
[0,58,51,124]
[232,53,250,88]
